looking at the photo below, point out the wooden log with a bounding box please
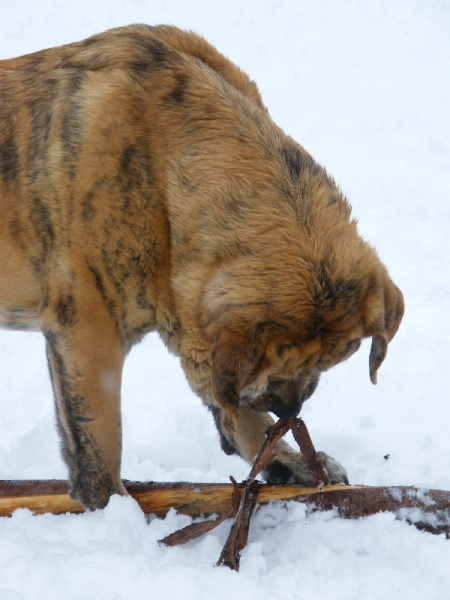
[0,479,449,537]
[0,479,356,517]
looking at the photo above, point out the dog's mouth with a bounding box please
[240,369,320,418]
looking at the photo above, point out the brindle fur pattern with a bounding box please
[0,25,404,509]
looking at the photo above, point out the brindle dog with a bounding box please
[0,25,404,509]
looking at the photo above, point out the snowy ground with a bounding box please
[0,1,449,598]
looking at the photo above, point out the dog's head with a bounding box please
[203,218,404,431]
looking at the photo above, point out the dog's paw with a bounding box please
[262,450,349,486]
[69,474,128,511]
[316,451,349,485]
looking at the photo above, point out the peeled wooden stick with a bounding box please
[0,479,353,518]
[0,480,449,536]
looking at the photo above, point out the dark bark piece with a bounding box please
[217,480,260,571]
[289,417,329,484]
[248,418,292,481]
[214,418,293,570]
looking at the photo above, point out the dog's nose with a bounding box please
[268,378,303,419]
[270,401,302,419]
[270,370,321,419]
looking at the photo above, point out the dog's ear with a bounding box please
[369,280,404,384]
[210,328,261,433]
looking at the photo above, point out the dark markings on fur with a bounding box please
[98,239,160,344]
[276,342,296,358]
[118,142,155,200]
[281,145,303,179]
[9,216,23,245]
[136,285,155,312]
[327,193,339,206]
[87,263,108,299]
[4,307,34,331]
[81,178,110,222]
[256,320,289,336]
[26,79,58,176]
[166,73,189,104]
[128,36,172,72]
[334,278,362,301]
[125,320,157,349]
[27,54,45,71]
[263,459,293,485]
[120,146,135,176]
[212,373,241,416]
[81,36,98,47]
[45,330,115,509]
[100,245,129,295]
[208,405,238,456]
[234,241,254,257]
[120,145,143,199]
[211,238,255,264]
[0,130,19,184]
[56,295,78,327]
[314,259,363,316]
[281,143,322,186]
[60,69,85,176]
[29,195,54,275]
[141,37,171,66]
[129,60,151,73]
[81,188,97,221]
[87,262,120,336]
[30,195,54,247]
[327,279,362,314]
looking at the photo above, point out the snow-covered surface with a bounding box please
[1,1,449,598]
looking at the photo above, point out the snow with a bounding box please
[0,1,449,598]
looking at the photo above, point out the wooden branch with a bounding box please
[0,478,352,517]
[0,479,449,536]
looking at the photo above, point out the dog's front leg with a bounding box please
[41,283,127,510]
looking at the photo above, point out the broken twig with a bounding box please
[160,477,241,547]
